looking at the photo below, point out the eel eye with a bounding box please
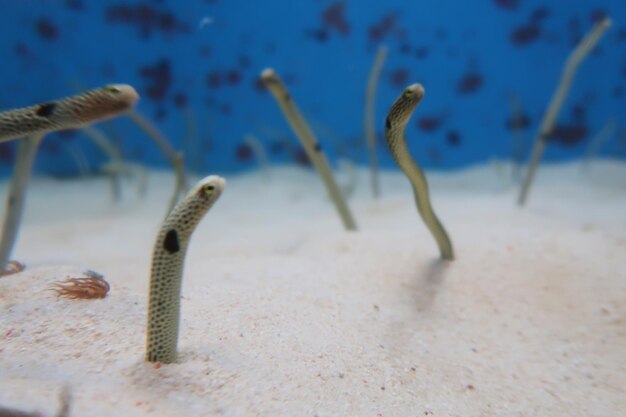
[203,184,215,196]
[105,85,122,94]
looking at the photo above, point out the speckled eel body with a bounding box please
[0,84,139,143]
[146,175,226,363]
[385,84,454,260]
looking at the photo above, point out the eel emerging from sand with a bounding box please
[0,84,140,275]
[385,84,454,261]
[0,84,139,143]
[517,17,611,206]
[364,45,388,198]
[260,68,358,231]
[146,175,226,364]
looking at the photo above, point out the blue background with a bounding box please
[0,0,624,177]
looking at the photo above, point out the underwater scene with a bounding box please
[0,1,625,416]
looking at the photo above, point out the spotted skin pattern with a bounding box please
[146,175,226,363]
[384,84,454,260]
[0,84,139,143]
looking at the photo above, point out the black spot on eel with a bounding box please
[163,229,180,254]
[146,175,226,364]
[384,84,454,260]
[35,102,57,117]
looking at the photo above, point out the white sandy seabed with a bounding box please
[0,160,624,417]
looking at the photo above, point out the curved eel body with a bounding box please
[146,175,226,363]
[0,84,139,143]
[384,84,454,260]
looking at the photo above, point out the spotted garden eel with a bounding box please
[261,68,357,231]
[0,84,140,274]
[0,84,139,143]
[146,175,226,363]
[518,16,611,206]
[385,84,454,260]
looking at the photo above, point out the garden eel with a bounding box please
[0,84,139,143]
[0,84,139,274]
[385,84,454,260]
[518,16,611,206]
[364,45,388,198]
[244,134,271,179]
[126,110,189,215]
[146,175,226,364]
[261,68,357,231]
